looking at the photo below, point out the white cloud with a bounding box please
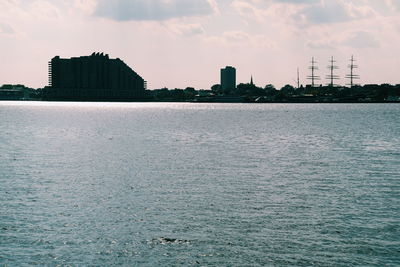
[30,1,60,20]
[169,23,205,36]
[342,31,380,48]
[307,40,335,50]
[73,0,97,14]
[207,0,220,15]
[232,1,255,16]
[387,0,400,11]
[0,23,14,34]
[94,0,216,21]
[223,30,249,43]
[0,0,61,20]
[288,0,379,27]
[206,30,275,48]
[307,30,380,49]
[231,0,381,28]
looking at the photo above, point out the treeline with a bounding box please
[146,83,400,103]
[4,83,399,103]
[0,84,39,100]
[146,87,197,101]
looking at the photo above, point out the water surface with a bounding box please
[1,102,399,266]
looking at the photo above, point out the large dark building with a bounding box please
[46,53,146,101]
[220,66,236,92]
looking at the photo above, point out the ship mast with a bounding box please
[307,57,320,87]
[346,55,359,87]
[326,56,339,87]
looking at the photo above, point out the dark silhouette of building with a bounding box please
[220,66,236,92]
[46,52,146,101]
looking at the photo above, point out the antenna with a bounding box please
[326,56,340,87]
[346,55,360,87]
[307,57,320,87]
[297,67,300,89]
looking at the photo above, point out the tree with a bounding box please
[236,83,265,96]
[280,84,295,96]
[170,89,185,101]
[264,84,277,96]
[211,84,221,94]
[184,87,196,100]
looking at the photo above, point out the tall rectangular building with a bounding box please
[46,52,146,101]
[221,66,236,92]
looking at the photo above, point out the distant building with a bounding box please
[46,52,146,101]
[220,66,236,92]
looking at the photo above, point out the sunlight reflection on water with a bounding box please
[0,102,399,266]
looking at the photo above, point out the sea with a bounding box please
[0,102,399,266]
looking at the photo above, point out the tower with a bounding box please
[220,66,236,92]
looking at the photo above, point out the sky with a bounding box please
[1,0,399,89]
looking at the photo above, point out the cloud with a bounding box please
[73,0,97,14]
[231,0,265,22]
[307,30,380,49]
[387,0,400,10]
[223,30,250,43]
[342,31,380,48]
[232,1,255,16]
[290,1,376,26]
[233,0,380,29]
[30,1,60,19]
[0,0,61,21]
[307,40,335,50]
[272,0,318,3]
[0,22,14,34]
[206,30,275,48]
[298,1,351,24]
[94,0,216,21]
[169,23,205,36]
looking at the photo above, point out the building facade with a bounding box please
[220,66,236,92]
[46,53,146,101]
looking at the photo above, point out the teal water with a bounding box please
[0,102,399,266]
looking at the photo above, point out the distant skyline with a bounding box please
[1,0,400,89]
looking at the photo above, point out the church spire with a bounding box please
[250,75,254,85]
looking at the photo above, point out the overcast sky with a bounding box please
[1,0,399,89]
